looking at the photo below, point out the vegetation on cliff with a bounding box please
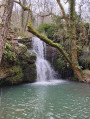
[0,40,37,86]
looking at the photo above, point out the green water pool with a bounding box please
[0,80,90,119]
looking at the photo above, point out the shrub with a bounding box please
[3,42,17,63]
[37,23,58,40]
[5,42,12,50]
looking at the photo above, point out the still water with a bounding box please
[0,80,90,119]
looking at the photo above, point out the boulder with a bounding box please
[18,37,32,48]
[0,65,23,86]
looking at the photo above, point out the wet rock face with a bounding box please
[23,63,36,83]
[45,45,73,79]
[45,45,57,65]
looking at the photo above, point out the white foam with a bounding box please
[31,79,66,86]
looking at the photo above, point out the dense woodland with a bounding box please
[0,0,90,85]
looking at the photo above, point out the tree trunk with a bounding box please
[21,7,25,33]
[70,22,82,80]
[21,0,26,33]
[0,0,14,63]
[69,0,83,80]
[71,24,78,62]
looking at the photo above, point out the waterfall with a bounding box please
[32,37,55,82]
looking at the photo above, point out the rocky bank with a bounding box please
[0,29,36,86]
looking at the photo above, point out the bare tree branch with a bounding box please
[14,0,32,21]
[56,0,69,28]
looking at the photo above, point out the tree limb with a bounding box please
[14,0,32,21]
[38,12,52,17]
[56,0,69,27]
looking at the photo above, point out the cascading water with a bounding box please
[32,37,55,82]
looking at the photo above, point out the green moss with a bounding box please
[18,35,32,48]
[7,66,24,84]
[37,23,57,39]
[23,63,36,82]
[5,42,12,50]
[32,52,36,57]
[83,22,90,25]
[22,5,30,11]
[88,57,90,62]
[15,1,30,11]
[18,44,27,55]
[53,53,73,78]
[79,53,90,70]
[3,42,17,63]
[55,58,66,70]
[0,65,24,85]
[22,36,30,39]
[3,50,17,62]
[18,50,37,83]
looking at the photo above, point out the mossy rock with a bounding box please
[0,40,37,86]
[17,43,27,55]
[18,50,37,83]
[3,50,18,64]
[0,65,24,86]
[24,63,36,83]
[29,52,36,64]
[18,36,32,48]
[19,50,36,64]
[6,66,24,84]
